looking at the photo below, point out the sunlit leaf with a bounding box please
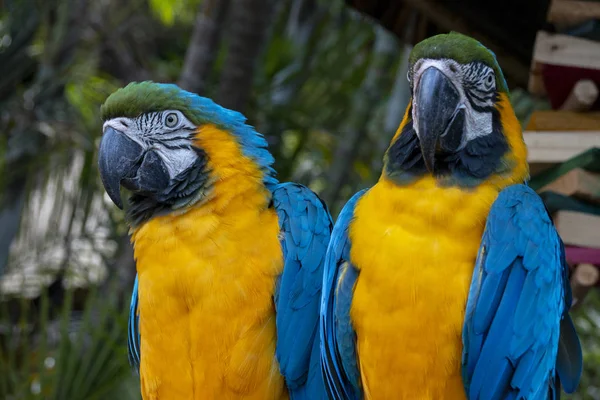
[148,0,201,25]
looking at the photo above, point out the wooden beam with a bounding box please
[554,210,600,249]
[528,148,598,163]
[538,168,600,203]
[533,31,600,70]
[400,0,530,86]
[524,131,600,163]
[548,0,600,26]
[526,110,600,131]
[528,60,547,96]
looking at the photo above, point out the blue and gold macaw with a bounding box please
[97,82,331,399]
[320,32,583,399]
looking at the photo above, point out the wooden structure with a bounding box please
[526,2,600,307]
[530,149,600,308]
[525,1,600,167]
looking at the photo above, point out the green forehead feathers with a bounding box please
[409,32,508,93]
[101,81,204,125]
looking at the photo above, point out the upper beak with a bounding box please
[414,67,462,173]
[98,127,144,209]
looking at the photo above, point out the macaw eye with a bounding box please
[165,112,179,128]
[485,74,494,87]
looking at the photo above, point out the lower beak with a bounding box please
[98,127,144,209]
[414,67,462,173]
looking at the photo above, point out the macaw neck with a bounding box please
[130,167,272,244]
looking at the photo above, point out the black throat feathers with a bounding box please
[126,147,213,226]
[384,104,511,187]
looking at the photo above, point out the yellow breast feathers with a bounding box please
[131,125,287,400]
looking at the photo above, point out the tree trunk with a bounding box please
[259,0,325,180]
[178,0,231,93]
[362,43,412,177]
[0,180,27,277]
[384,45,412,135]
[322,26,398,211]
[372,11,418,173]
[217,0,276,112]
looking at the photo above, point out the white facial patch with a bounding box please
[410,58,495,149]
[103,110,200,180]
[150,146,199,180]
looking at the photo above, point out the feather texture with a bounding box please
[126,181,332,399]
[123,122,331,398]
[127,275,140,370]
[462,184,582,399]
[272,182,333,400]
[320,190,367,400]
[104,81,331,399]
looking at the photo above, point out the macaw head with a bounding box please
[384,32,528,187]
[98,81,276,225]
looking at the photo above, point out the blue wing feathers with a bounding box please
[127,275,141,372]
[272,182,333,399]
[511,350,535,389]
[462,184,582,399]
[293,328,326,399]
[320,189,368,400]
[334,262,361,388]
[556,314,583,394]
[473,268,509,334]
[470,261,523,399]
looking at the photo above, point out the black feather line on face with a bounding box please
[126,146,212,226]
[384,105,510,187]
[463,89,499,113]
[384,111,428,184]
[442,107,510,186]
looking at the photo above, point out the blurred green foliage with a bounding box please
[0,0,597,398]
[567,291,600,400]
[149,0,201,25]
[0,284,139,399]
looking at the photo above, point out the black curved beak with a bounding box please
[414,67,462,173]
[98,127,144,209]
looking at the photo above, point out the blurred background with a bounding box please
[1,0,599,398]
